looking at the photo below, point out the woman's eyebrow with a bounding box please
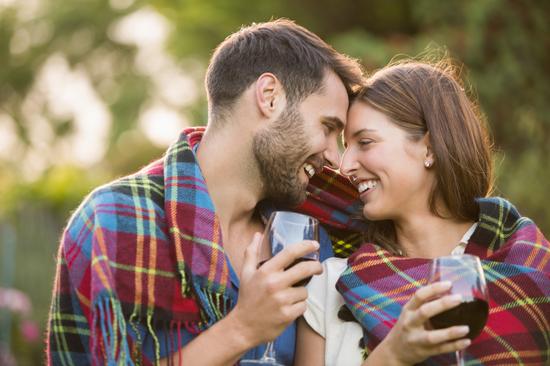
[351,128,377,138]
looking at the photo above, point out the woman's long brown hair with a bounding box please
[354,58,494,254]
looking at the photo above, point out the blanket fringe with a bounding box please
[93,295,133,366]
[93,294,204,365]
[193,285,234,330]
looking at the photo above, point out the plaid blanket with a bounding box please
[47,126,366,365]
[297,162,366,257]
[336,197,550,365]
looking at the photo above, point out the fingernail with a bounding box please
[449,294,463,303]
[439,281,452,289]
[312,241,320,249]
[459,339,471,348]
[456,326,469,334]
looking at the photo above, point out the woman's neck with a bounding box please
[394,213,475,259]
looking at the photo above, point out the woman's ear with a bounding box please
[255,73,285,118]
[422,132,435,168]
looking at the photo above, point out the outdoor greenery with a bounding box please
[0,0,548,364]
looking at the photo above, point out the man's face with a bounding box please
[253,71,349,206]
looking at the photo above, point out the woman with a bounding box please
[294,60,550,365]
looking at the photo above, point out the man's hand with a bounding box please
[228,233,323,348]
[161,234,323,366]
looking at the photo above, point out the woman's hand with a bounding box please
[372,281,471,366]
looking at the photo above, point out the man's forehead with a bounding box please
[316,88,349,110]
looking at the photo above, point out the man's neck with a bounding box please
[196,122,266,258]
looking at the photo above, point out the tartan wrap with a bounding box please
[298,164,367,258]
[47,126,366,365]
[336,197,550,365]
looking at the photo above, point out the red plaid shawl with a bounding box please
[336,197,550,365]
[47,126,366,365]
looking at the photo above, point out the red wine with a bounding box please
[289,257,317,287]
[258,257,317,287]
[429,298,489,340]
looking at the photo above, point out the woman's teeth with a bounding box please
[358,180,378,193]
[304,163,316,178]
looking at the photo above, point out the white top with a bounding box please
[451,222,478,255]
[304,257,364,366]
[304,223,478,366]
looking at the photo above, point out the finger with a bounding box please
[432,338,471,356]
[279,259,323,288]
[411,294,463,326]
[262,240,320,272]
[405,281,452,311]
[240,233,263,281]
[423,326,470,345]
[282,301,308,323]
[276,286,309,305]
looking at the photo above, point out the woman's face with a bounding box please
[340,101,435,221]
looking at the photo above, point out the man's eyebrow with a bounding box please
[322,116,345,131]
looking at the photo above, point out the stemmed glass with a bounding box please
[428,254,489,366]
[240,211,320,366]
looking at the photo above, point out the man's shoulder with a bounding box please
[57,160,171,265]
[95,165,163,206]
[67,160,167,229]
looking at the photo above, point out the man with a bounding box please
[47,19,363,365]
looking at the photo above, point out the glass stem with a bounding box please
[455,349,465,366]
[261,341,277,362]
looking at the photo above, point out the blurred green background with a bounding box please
[0,0,548,364]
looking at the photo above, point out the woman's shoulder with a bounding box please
[308,257,348,298]
[322,257,348,273]
[322,257,348,269]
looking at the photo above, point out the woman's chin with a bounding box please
[362,205,385,221]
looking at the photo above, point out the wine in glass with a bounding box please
[428,254,489,366]
[240,211,320,366]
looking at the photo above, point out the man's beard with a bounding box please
[253,107,312,206]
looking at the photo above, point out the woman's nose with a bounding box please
[339,148,358,178]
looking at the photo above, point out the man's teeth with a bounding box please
[304,163,316,178]
[358,180,378,193]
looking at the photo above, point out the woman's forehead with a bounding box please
[345,103,386,133]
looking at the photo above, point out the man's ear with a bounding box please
[255,73,285,118]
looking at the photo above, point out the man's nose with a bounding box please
[323,146,341,170]
[339,148,357,178]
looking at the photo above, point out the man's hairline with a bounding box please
[209,68,352,123]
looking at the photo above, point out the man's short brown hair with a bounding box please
[205,19,363,121]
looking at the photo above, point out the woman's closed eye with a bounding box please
[358,139,374,147]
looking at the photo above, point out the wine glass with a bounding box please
[240,211,320,366]
[428,254,489,366]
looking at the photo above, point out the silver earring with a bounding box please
[424,160,432,168]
